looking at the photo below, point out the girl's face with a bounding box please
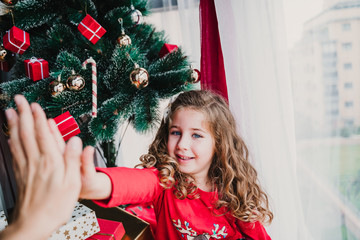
[167,108,215,186]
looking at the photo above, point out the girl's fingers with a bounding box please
[63,137,82,181]
[47,119,65,153]
[14,95,39,161]
[81,146,96,175]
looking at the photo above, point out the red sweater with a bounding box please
[94,167,271,240]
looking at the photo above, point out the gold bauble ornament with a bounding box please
[0,46,7,62]
[130,66,149,89]
[117,34,132,47]
[66,71,85,91]
[1,0,18,6]
[49,80,66,96]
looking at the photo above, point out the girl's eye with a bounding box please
[170,131,181,136]
[192,133,202,139]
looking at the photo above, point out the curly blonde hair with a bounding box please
[137,90,273,224]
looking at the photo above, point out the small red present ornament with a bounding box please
[86,218,125,240]
[54,111,81,142]
[78,14,106,44]
[159,43,178,58]
[3,26,30,54]
[24,57,49,81]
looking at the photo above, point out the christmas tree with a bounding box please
[0,0,198,166]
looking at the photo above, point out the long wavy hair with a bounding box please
[137,90,273,224]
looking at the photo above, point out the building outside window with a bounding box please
[287,0,360,238]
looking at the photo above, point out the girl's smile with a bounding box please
[176,153,194,161]
[167,108,215,190]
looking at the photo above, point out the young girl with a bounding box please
[80,90,273,239]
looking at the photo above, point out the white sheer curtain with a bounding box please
[147,1,307,238]
[214,1,308,239]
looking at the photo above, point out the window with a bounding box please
[322,60,336,68]
[318,27,329,39]
[323,71,338,78]
[344,119,354,126]
[342,23,351,31]
[345,101,354,107]
[344,63,352,70]
[322,42,336,53]
[148,0,178,9]
[342,42,352,50]
[325,109,339,116]
[344,82,353,88]
[331,109,339,116]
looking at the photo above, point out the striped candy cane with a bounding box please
[82,57,97,117]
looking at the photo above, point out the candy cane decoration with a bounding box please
[82,57,97,117]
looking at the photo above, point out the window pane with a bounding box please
[342,42,352,50]
[342,23,351,31]
[148,0,178,9]
[344,63,352,70]
[285,0,360,238]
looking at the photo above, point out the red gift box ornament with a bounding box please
[78,14,106,44]
[159,43,178,58]
[86,218,125,240]
[54,111,81,141]
[3,26,30,54]
[24,57,49,81]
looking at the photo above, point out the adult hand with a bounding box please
[0,95,82,240]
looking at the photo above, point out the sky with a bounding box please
[283,0,324,49]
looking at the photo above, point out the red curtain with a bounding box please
[199,0,228,101]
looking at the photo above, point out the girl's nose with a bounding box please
[176,135,189,150]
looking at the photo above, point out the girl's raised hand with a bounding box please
[79,146,112,200]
